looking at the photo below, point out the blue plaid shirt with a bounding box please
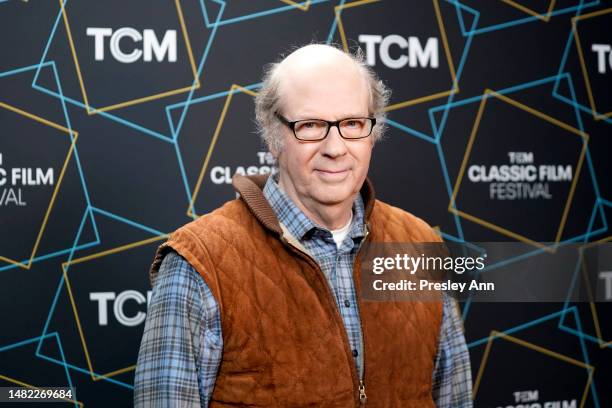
[135,176,473,407]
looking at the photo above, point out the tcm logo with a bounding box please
[359,34,439,69]
[90,290,152,327]
[497,390,577,408]
[86,27,177,63]
[592,44,612,73]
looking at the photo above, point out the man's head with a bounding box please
[254,43,390,226]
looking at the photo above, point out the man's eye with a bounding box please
[297,121,324,130]
[344,119,364,128]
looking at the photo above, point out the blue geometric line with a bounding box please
[173,139,197,218]
[0,332,78,408]
[90,207,168,238]
[0,333,57,353]
[30,0,224,143]
[429,0,480,145]
[164,0,226,142]
[452,0,478,36]
[440,197,606,321]
[166,80,262,138]
[35,205,165,388]
[0,61,99,272]
[0,240,99,273]
[326,0,347,43]
[571,305,600,407]
[35,352,134,390]
[454,0,599,37]
[50,332,79,407]
[435,142,466,240]
[559,325,612,350]
[429,73,606,251]
[369,0,479,144]
[430,74,568,139]
[468,307,598,407]
[385,118,436,143]
[32,63,175,144]
[201,0,331,29]
[444,199,607,274]
[558,199,611,351]
[468,308,574,348]
[165,82,261,114]
[37,207,92,359]
[552,1,612,124]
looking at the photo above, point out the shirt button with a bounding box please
[344,299,351,308]
[352,349,358,357]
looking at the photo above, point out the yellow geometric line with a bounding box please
[0,375,84,407]
[473,330,593,407]
[101,365,137,378]
[335,0,459,112]
[572,8,612,120]
[578,235,612,348]
[187,84,258,218]
[501,0,557,22]
[60,235,167,381]
[59,0,200,115]
[63,235,169,267]
[449,89,588,250]
[175,0,200,85]
[60,0,90,112]
[0,101,76,134]
[279,0,312,11]
[0,101,78,270]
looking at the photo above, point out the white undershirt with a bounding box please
[330,211,353,249]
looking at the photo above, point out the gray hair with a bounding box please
[254,43,391,153]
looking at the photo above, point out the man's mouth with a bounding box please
[315,168,351,179]
[317,169,348,173]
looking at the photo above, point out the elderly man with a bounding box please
[135,43,472,407]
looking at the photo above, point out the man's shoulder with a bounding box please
[175,198,254,237]
[371,199,441,242]
[155,198,260,280]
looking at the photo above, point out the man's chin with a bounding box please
[311,187,355,206]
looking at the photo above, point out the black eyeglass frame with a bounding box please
[274,112,377,141]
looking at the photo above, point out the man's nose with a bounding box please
[320,125,348,158]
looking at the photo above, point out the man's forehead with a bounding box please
[276,45,362,87]
[279,61,367,101]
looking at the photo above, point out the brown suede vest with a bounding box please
[149,174,443,407]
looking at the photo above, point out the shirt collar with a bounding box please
[263,173,366,242]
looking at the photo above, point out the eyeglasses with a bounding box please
[275,112,376,141]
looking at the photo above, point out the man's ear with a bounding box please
[269,138,283,158]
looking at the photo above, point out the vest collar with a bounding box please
[231,174,376,235]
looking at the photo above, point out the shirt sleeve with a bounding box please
[431,292,473,408]
[134,251,223,408]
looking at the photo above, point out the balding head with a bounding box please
[274,45,369,121]
[254,43,390,154]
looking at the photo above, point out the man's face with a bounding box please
[274,61,373,215]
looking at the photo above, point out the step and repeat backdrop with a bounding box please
[1,0,611,406]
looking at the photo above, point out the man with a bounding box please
[135,43,472,407]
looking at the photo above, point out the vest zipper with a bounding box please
[355,226,370,405]
[279,231,370,407]
[359,380,367,403]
